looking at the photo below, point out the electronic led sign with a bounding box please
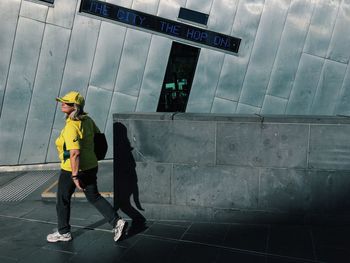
[79,0,241,54]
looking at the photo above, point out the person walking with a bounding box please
[47,91,126,243]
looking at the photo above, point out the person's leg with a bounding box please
[47,170,75,242]
[84,183,120,225]
[81,167,120,226]
[116,179,146,236]
[56,169,76,234]
[81,167,127,241]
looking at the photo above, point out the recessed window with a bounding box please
[157,42,200,112]
[178,7,208,25]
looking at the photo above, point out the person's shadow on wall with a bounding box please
[113,122,147,237]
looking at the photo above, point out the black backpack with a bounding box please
[94,133,108,161]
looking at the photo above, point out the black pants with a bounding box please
[56,167,119,234]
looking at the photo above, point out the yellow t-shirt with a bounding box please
[56,116,99,171]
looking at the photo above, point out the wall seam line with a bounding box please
[44,0,80,162]
[0,1,22,118]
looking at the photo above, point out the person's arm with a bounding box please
[70,149,84,190]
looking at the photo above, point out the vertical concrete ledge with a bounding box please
[114,113,350,224]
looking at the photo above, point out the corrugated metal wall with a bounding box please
[1,0,350,165]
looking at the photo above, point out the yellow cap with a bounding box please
[56,91,85,106]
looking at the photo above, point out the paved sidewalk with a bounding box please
[0,164,349,262]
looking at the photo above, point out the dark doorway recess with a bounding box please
[157,42,200,112]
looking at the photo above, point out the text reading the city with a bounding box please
[81,0,241,54]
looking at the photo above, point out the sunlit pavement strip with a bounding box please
[41,179,113,199]
[0,170,56,201]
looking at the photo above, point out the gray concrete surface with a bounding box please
[0,163,349,262]
[114,113,350,224]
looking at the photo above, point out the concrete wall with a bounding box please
[114,113,350,224]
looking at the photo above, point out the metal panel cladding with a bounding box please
[2,0,350,166]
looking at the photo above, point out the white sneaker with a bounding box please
[47,231,72,243]
[114,219,127,241]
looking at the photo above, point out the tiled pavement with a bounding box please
[0,164,349,262]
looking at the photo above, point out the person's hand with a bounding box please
[73,178,84,191]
